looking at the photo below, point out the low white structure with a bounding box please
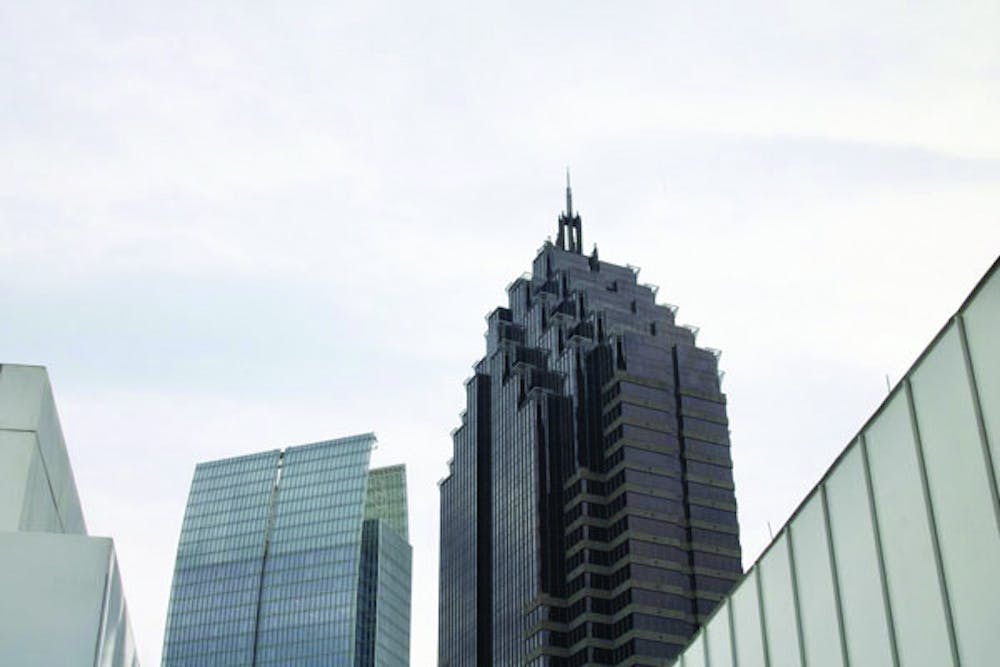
[0,364,139,666]
[669,260,1000,666]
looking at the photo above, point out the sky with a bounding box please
[2,1,999,665]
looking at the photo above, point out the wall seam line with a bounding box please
[250,450,284,667]
[753,569,771,667]
[703,605,712,667]
[1,426,67,533]
[727,597,738,667]
[904,377,961,667]
[956,314,1000,533]
[91,546,114,667]
[860,434,900,667]
[820,484,850,667]
[784,527,808,667]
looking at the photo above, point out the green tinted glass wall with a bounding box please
[162,433,410,667]
[356,465,412,667]
[673,258,1000,667]
[255,438,373,665]
[163,450,282,665]
[364,465,408,540]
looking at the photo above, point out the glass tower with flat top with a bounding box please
[438,182,742,666]
[162,434,411,666]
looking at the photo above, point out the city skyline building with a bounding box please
[0,364,140,666]
[161,434,411,666]
[438,183,742,666]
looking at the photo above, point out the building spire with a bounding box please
[557,168,583,254]
[565,168,573,218]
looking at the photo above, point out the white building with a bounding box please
[669,259,999,666]
[0,364,139,666]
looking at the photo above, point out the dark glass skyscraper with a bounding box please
[438,184,742,666]
[162,434,411,666]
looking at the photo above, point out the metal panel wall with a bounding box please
[674,259,1000,667]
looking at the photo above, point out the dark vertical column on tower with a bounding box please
[438,373,492,667]
[474,374,493,666]
[438,187,742,666]
[355,520,379,667]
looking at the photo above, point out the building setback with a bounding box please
[438,184,742,666]
[162,434,411,666]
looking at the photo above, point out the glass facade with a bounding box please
[364,465,409,540]
[357,466,412,667]
[356,520,412,667]
[162,434,411,667]
[669,258,1000,667]
[439,191,742,666]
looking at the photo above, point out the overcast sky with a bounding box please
[2,2,999,665]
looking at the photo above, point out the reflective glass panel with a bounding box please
[790,493,843,666]
[730,569,766,667]
[680,631,706,667]
[961,268,1000,492]
[705,599,734,667]
[824,444,894,665]
[865,391,952,666]
[911,324,1000,666]
[758,533,801,667]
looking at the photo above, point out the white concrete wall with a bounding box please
[0,364,86,534]
[0,430,62,532]
[0,532,138,667]
[0,364,139,666]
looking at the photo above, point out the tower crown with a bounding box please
[556,170,583,253]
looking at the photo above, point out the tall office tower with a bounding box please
[162,434,411,667]
[438,184,742,666]
[0,364,139,666]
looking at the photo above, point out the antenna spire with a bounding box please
[556,168,583,254]
[565,168,573,218]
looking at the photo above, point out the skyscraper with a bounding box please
[162,434,411,666]
[438,183,742,666]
